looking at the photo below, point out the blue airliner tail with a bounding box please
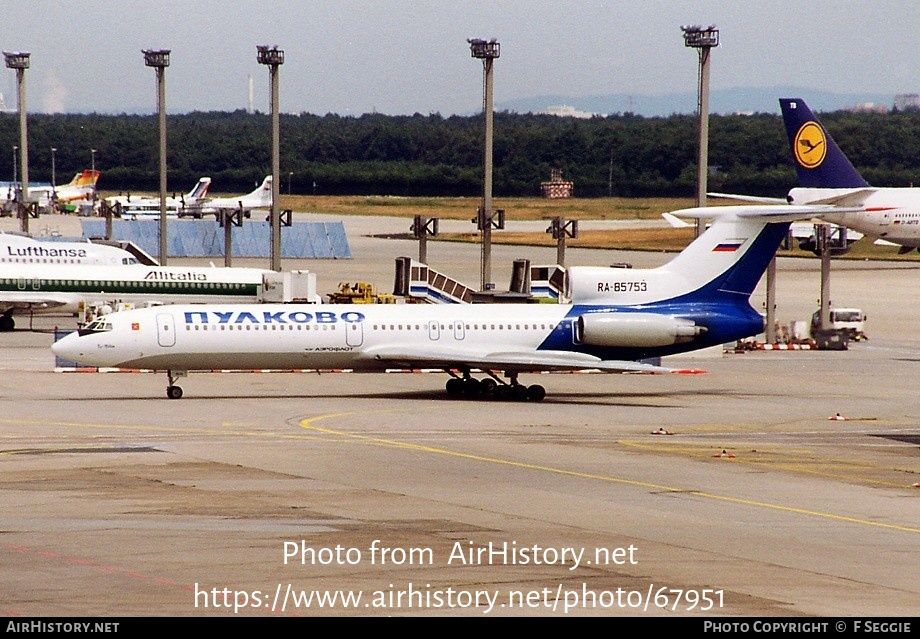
[779,98,869,189]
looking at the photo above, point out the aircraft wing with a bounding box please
[790,222,864,241]
[708,192,788,204]
[1,293,72,312]
[357,345,674,374]
[800,188,877,207]
[874,238,902,247]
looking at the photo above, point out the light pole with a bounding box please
[50,147,57,193]
[468,38,500,291]
[5,51,31,233]
[257,45,284,272]
[12,145,17,186]
[681,25,718,236]
[144,49,170,266]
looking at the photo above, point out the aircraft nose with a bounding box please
[51,332,86,363]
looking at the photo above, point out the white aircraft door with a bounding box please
[345,321,363,347]
[453,321,465,341]
[156,313,176,347]
[428,320,440,341]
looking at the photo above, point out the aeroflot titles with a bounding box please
[7,246,89,258]
[185,310,367,325]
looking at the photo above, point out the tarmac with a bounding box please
[1,211,919,617]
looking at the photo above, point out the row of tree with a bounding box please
[2,108,920,198]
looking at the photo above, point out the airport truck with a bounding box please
[811,307,867,342]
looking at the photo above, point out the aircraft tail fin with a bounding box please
[186,177,212,201]
[73,170,100,187]
[244,176,273,207]
[660,210,790,301]
[779,98,869,189]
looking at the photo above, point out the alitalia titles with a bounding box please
[145,270,208,281]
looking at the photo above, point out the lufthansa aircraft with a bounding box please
[714,98,920,253]
[0,232,139,266]
[52,205,843,400]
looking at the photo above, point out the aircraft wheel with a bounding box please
[511,385,529,402]
[494,385,512,401]
[527,384,546,402]
[0,314,14,332]
[445,378,464,396]
[463,378,482,395]
[167,385,184,400]
[480,378,497,395]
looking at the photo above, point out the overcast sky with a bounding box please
[1,1,918,116]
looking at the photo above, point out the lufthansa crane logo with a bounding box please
[793,121,826,169]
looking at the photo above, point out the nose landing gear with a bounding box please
[166,370,187,399]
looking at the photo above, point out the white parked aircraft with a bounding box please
[1,261,271,332]
[713,97,920,254]
[53,204,837,400]
[0,232,139,266]
[198,176,273,218]
[105,177,211,219]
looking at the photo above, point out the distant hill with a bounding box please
[496,86,897,117]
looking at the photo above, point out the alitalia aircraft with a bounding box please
[1,261,271,331]
[52,205,845,400]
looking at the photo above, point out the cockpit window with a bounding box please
[79,318,114,335]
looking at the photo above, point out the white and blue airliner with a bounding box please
[52,205,849,400]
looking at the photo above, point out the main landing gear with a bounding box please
[444,371,546,402]
[166,370,187,399]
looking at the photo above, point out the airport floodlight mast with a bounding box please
[4,51,31,234]
[144,49,171,265]
[257,45,284,272]
[90,148,96,202]
[468,38,500,291]
[681,25,719,235]
[50,147,57,200]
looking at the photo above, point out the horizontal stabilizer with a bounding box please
[661,212,693,228]
[668,204,864,223]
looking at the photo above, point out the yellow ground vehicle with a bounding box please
[326,281,397,304]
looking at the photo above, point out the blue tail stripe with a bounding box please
[538,221,790,359]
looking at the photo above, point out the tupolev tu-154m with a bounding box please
[52,204,855,400]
